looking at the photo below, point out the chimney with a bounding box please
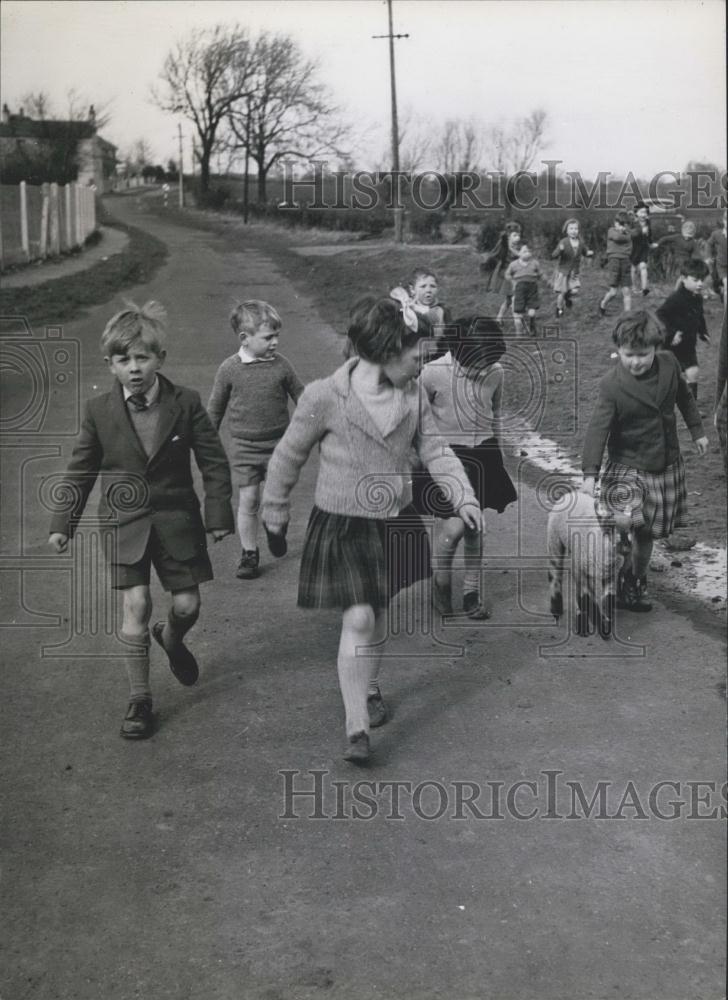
[1,104,10,125]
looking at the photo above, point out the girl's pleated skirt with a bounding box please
[412,437,518,518]
[600,457,687,538]
[298,505,432,611]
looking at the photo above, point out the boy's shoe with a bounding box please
[367,690,389,728]
[236,548,260,579]
[264,524,288,558]
[463,591,492,620]
[617,570,652,613]
[343,731,371,763]
[151,621,199,686]
[642,288,651,296]
[120,698,155,740]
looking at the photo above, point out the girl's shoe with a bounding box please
[343,731,370,763]
[617,569,652,612]
[151,622,199,686]
[463,591,492,619]
[236,548,260,579]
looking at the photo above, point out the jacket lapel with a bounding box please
[615,359,660,412]
[146,377,182,467]
[111,382,149,466]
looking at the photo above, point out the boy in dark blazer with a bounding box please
[49,302,234,739]
[656,258,711,401]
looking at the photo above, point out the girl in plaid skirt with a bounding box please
[581,311,708,612]
[261,296,480,762]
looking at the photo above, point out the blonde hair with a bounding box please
[100,301,167,356]
[230,300,282,337]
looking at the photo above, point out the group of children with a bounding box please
[49,234,718,761]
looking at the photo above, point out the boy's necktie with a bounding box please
[127,393,148,411]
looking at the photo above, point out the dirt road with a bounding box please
[2,195,725,1000]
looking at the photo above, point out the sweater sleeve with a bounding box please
[674,364,705,439]
[283,358,305,403]
[581,378,617,476]
[551,241,563,261]
[414,395,477,510]
[206,361,233,431]
[261,381,326,528]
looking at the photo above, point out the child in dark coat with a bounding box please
[656,258,711,401]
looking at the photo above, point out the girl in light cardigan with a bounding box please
[262,296,479,763]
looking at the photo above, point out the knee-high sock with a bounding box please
[463,524,484,595]
[122,630,151,703]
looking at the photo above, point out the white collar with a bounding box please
[238,345,273,364]
[123,376,160,404]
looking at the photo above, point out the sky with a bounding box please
[1,0,726,180]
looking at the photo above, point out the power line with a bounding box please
[373,0,408,243]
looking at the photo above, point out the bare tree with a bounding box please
[397,108,432,173]
[227,31,350,203]
[154,24,255,192]
[481,109,548,215]
[21,91,53,119]
[434,118,483,174]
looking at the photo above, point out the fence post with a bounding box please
[19,180,29,261]
[64,183,72,250]
[49,183,60,255]
[73,182,81,247]
[39,183,50,259]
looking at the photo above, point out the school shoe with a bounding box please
[617,569,652,613]
[642,288,651,296]
[463,591,492,620]
[151,621,199,686]
[120,698,155,740]
[264,524,288,558]
[236,548,260,579]
[367,690,389,727]
[343,731,370,763]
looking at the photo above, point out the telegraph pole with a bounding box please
[177,123,184,208]
[373,0,408,243]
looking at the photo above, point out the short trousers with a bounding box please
[552,271,581,295]
[607,257,632,288]
[512,280,539,313]
[230,437,280,488]
[112,527,213,591]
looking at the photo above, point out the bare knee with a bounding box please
[343,603,376,635]
[172,589,201,623]
[122,586,152,629]
[238,485,261,515]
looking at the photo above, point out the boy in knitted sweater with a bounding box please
[599,211,633,317]
[207,301,304,578]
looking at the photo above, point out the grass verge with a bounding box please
[0,218,168,326]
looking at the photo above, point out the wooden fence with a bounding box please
[0,181,97,270]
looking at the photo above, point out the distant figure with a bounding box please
[656,219,702,287]
[505,243,542,336]
[629,202,658,296]
[551,218,593,317]
[599,211,633,317]
[656,258,711,402]
[706,213,727,303]
[480,222,522,324]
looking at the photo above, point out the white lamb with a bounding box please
[547,491,630,639]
